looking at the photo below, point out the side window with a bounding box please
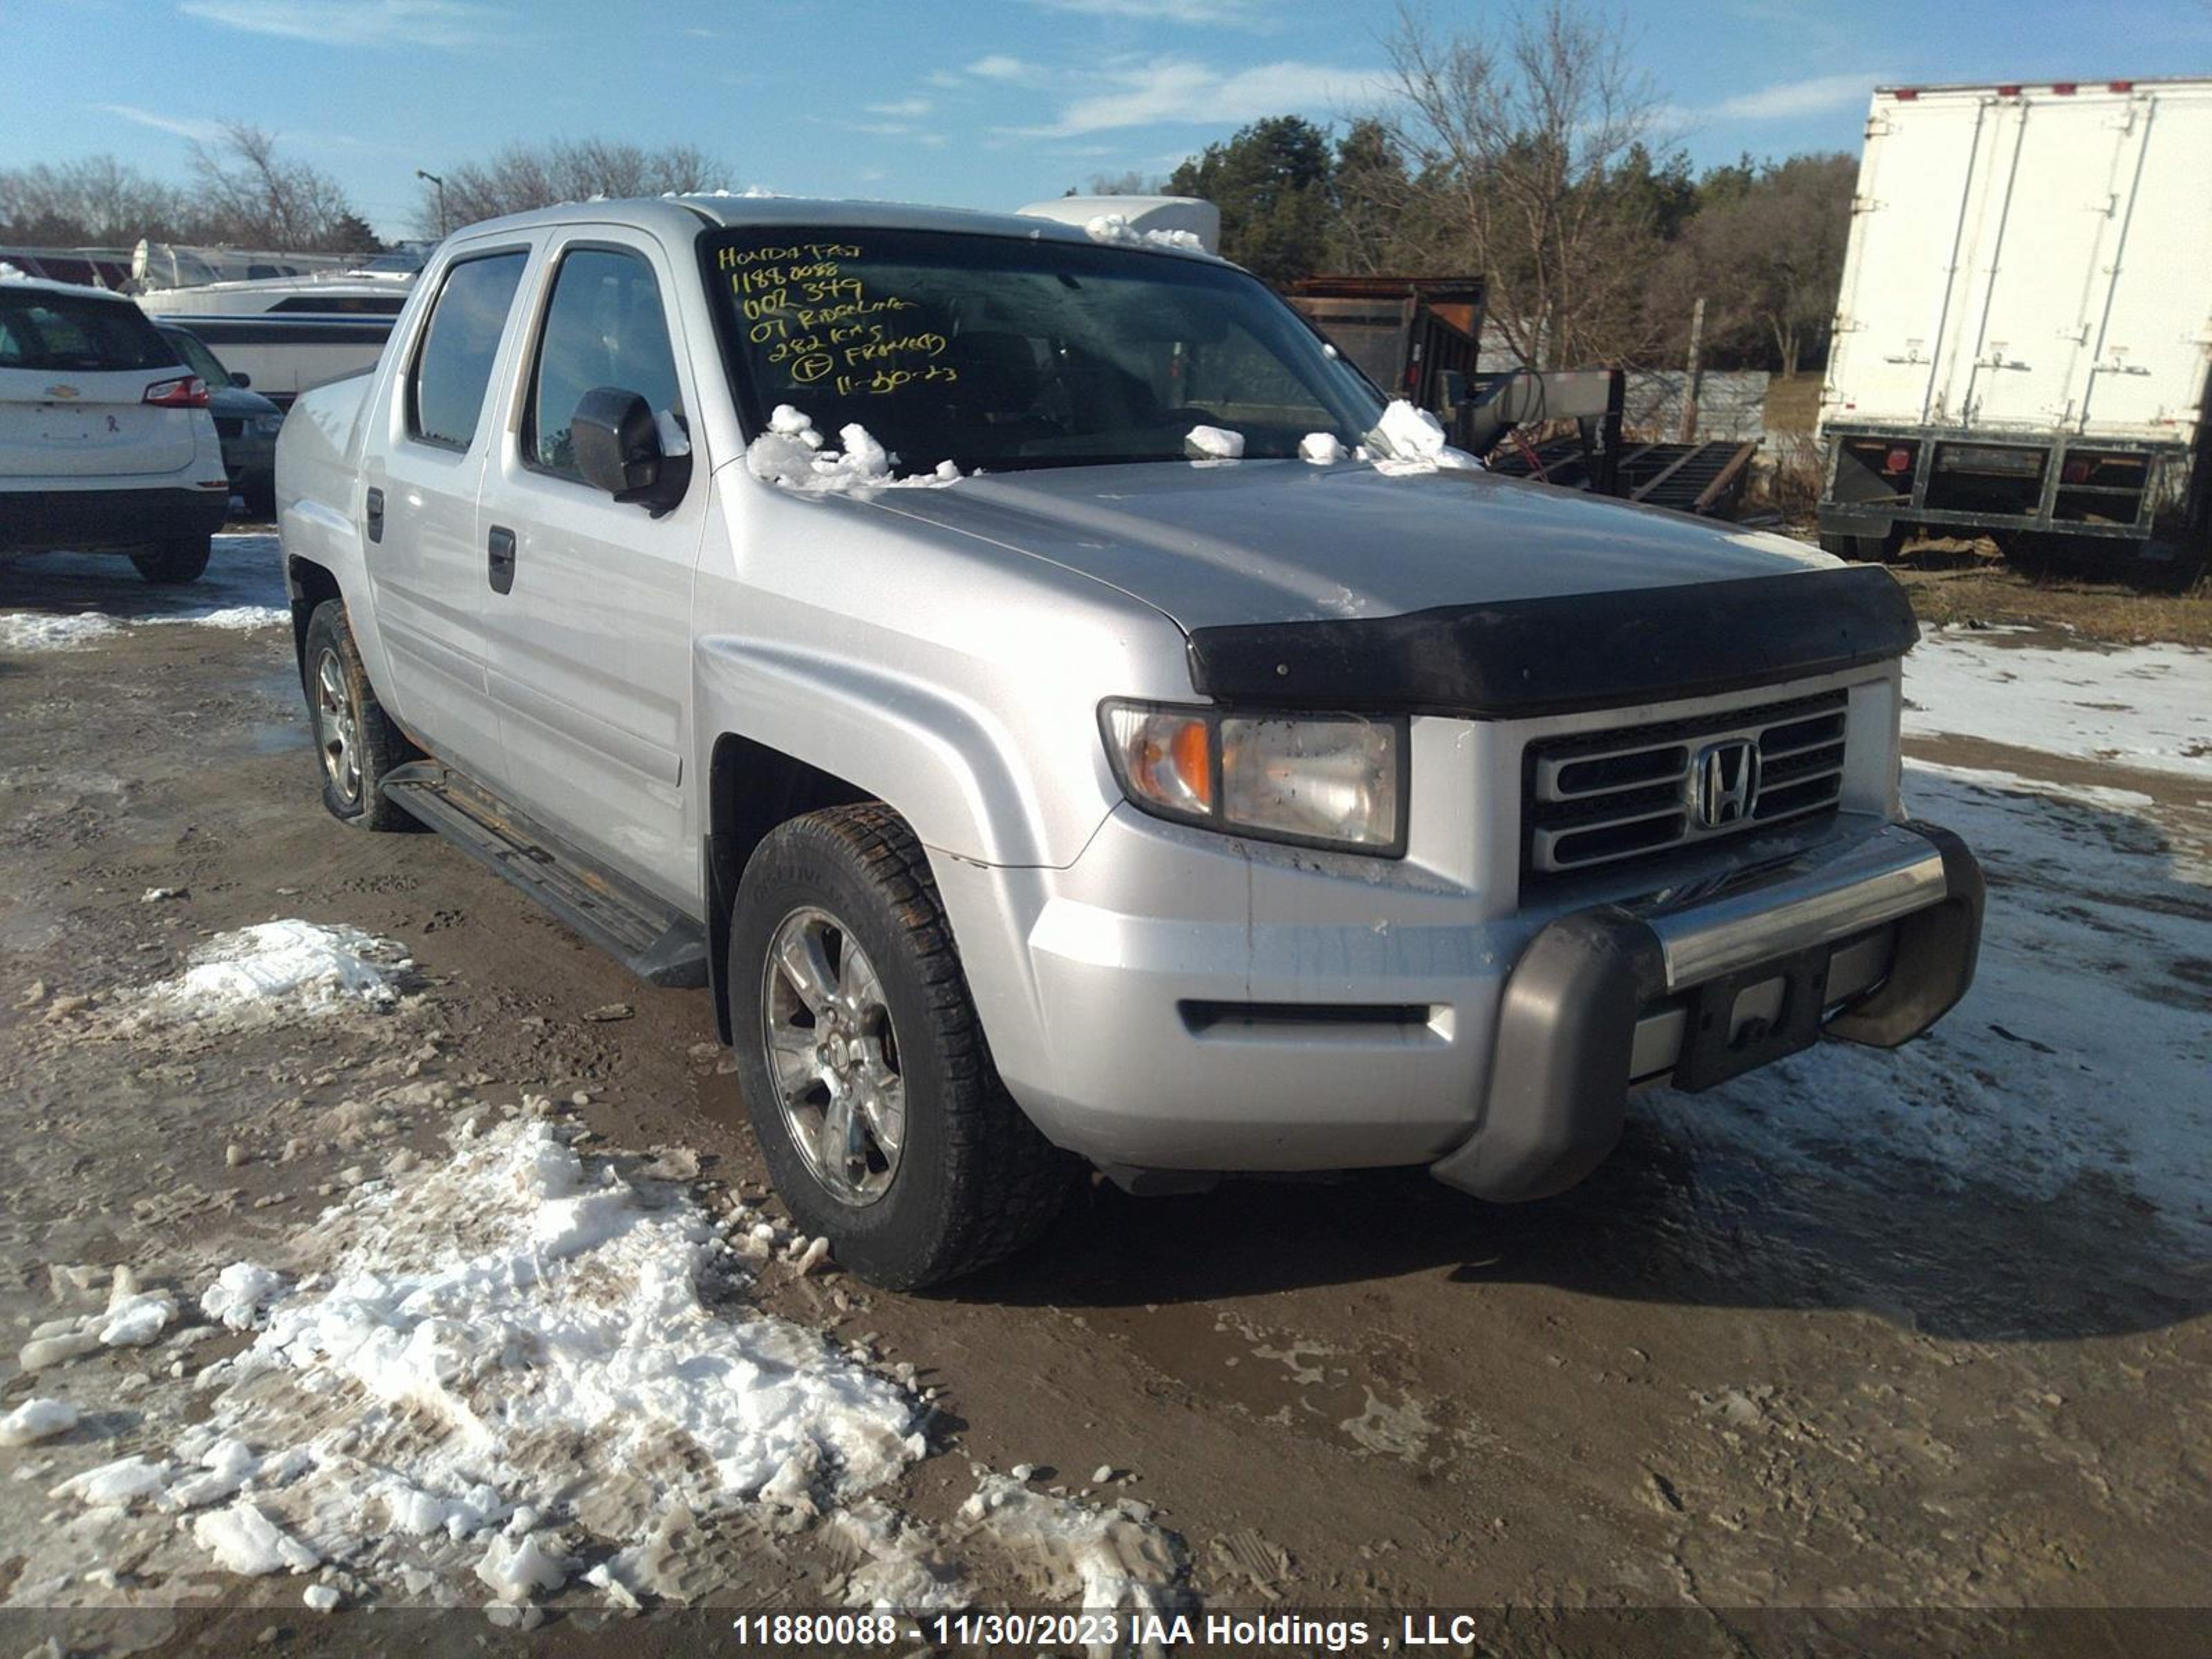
[524,247,683,482]
[407,251,528,451]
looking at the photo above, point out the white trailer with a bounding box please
[1817,77,2212,574]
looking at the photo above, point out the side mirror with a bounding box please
[231,371,251,388]
[572,386,689,514]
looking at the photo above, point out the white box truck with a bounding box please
[1817,78,2212,579]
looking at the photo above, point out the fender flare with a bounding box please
[694,633,1071,870]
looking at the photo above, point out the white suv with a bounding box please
[1,275,230,583]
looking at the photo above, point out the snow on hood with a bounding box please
[1367,398,1482,475]
[747,404,960,494]
[1183,423,1244,460]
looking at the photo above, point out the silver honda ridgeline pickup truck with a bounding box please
[277,198,1984,1287]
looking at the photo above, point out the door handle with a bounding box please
[364,487,384,543]
[487,525,516,594]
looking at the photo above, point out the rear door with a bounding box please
[1826,91,1996,428]
[2080,84,2212,435]
[476,232,706,907]
[0,286,196,479]
[361,245,532,782]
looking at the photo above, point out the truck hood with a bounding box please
[868,458,1837,631]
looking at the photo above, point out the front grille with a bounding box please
[1522,691,1849,877]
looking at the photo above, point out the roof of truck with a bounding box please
[446,194,1107,249]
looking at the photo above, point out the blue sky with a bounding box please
[6,0,2212,242]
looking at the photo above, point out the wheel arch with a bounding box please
[704,735,876,1043]
[285,554,344,686]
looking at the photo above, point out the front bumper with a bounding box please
[950,793,1981,1196]
[1428,820,1983,1202]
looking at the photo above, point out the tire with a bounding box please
[131,535,211,584]
[241,482,276,521]
[729,803,1074,1289]
[301,599,416,831]
[1816,529,1899,562]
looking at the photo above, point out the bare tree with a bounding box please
[1382,0,1671,367]
[1082,169,1166,196]
[188,124,362,249]
[1674,154,1855,377]
[424,140,724,234]
[0,156,196,245]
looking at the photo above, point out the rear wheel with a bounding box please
[301,599,415,831]
[131,535,210,584]
[729,804,1074,1289]
[241,481,276,521]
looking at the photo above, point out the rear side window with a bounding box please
[406,251,527,450]
[0,290,176,373]
[524,247,684,480]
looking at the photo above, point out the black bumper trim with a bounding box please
[1185,565,1919,718]
[1432,821,1983,1203]
[1,487,229,552]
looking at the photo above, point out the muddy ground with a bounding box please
[2,534,2209,1658]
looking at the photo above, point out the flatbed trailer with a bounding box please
[1488,434,1758,518]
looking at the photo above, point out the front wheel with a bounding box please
[131,535,210,584]
[301,599,415,830]
[729,804,1074,1289]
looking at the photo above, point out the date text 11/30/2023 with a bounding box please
[728,1611,1513,1651]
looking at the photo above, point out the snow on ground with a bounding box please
[1902,628,2211,777]
[17,1111,1185,1618]
[0,532,288,650]
[747,404,960,494]
[1648,758,2212,1237]
[120,919,411,1028]
[0,612,125,651]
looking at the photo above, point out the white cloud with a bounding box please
[1023,0,1272,25]
[966,54,1036,81]
[1696,71,1882,122]
[865,97,933,118]
[179,0,501,48]
[1022,57,1387,136]
[90,103,227,143]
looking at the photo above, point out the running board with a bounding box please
[381,762,709,988]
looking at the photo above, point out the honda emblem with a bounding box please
[1691,739,1761,829]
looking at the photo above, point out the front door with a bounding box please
[476,234,706,909]
[362,246,532,781]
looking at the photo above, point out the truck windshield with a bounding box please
[702,225,1385,476]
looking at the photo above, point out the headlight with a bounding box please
[1100,700,1405,854]
[251,413,285,437]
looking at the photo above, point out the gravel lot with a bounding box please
[3,533,2208,1656]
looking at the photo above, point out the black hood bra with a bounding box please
[1185,565,1920,718]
